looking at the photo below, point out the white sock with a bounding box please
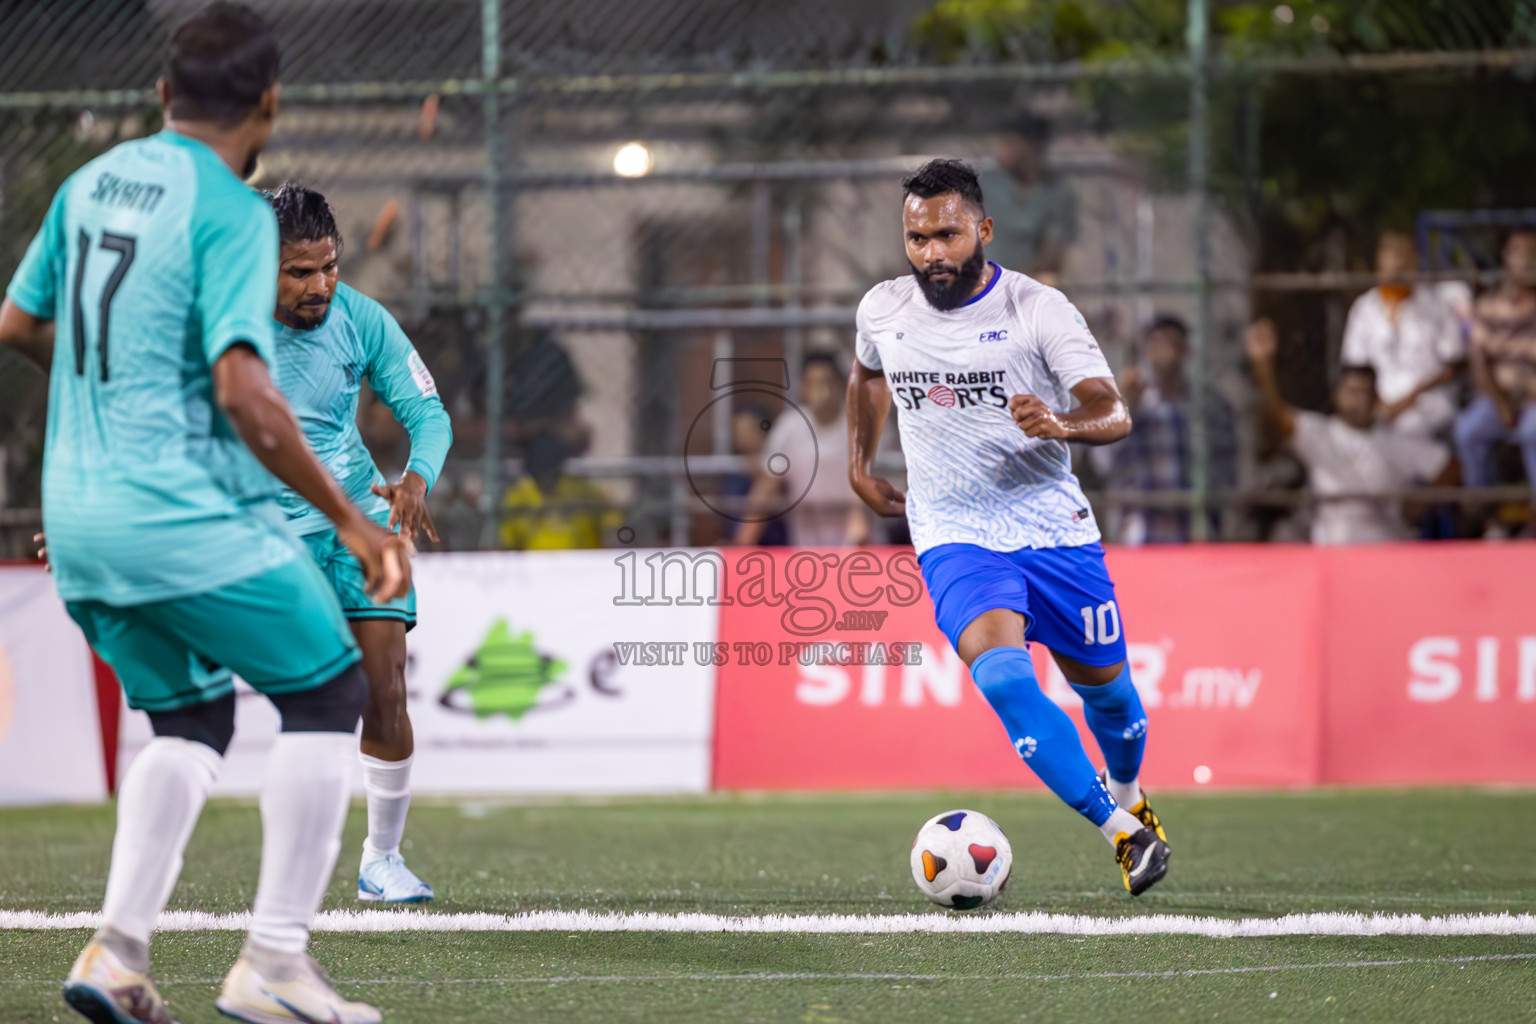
[101,737,221,946]
[249,732,355,955]
[360,752,413,859]
[1106,774,1144,811]
[1098,806,1145,845]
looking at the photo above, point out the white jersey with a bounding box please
[855,263,1112,554]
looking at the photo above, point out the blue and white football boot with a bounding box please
[357,852,434,904]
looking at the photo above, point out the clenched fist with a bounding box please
[1009,394,1069,440]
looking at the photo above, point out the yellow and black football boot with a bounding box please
[1114,826,1170,897]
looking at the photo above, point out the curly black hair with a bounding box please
[266,182,343,256]
[901,158,984,212]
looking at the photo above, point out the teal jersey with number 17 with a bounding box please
[4,130,298,606]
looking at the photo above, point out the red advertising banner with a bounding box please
[9,544,1536,805]
[1321,543,1536,785]
[712,547,1023,790]
[1098,546,1324,788]
[713,546,1325,790]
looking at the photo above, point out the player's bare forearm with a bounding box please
[1063,378,1130,445]
[0,298,54,371]
[847,360,905,517]
[1009,378,1130,446]
[848,360,890,477]
[0,298,43,346]
[213,344,369,531]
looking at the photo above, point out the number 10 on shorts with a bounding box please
[1080,601,1121,646]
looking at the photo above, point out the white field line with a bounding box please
[3,954,1533,987]
[3,909,1536,937]
[363,952,1536,983]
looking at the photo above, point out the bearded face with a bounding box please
[911,237,988,311]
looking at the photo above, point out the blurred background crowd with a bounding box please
[4,0,1536,554]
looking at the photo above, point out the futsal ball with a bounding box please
[910,809,1013,910]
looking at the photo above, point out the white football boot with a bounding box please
[357,851,434,904]
[62,936,177,1024]
[215,942,381,1024]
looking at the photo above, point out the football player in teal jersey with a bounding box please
[265,182,452,904]
[0,5,396,1023]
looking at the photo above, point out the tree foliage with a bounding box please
[914,0,1536,63]
[912,0,1536,272]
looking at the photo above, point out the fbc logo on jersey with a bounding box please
[886,369,1009,412]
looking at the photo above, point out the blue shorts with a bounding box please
[918,541,1127,666]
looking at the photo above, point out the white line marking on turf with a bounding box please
[3,909,1536,936]
[4,954,1533,987]
[331,953,1536,984]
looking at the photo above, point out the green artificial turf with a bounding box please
[2,789,1533,1022]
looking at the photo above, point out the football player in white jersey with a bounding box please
[847,159,1170,895]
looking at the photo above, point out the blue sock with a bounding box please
[971,646,1117,827]
[1069,664,1148,787]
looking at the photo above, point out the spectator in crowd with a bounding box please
[1098,314,1237,544]
[504,329,583,433]
[494,331,621,549]
[500,415,620,550]
[434,472,486,551]
[980,112,1077,285]
[1341,231,1465,437]
[1453,230,1536,508]
[734,352,868,546]
[718,403,788,546]
[1246,319,1451,544]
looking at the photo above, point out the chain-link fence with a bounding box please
[4,0,1536,555]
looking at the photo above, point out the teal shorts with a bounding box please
[301,511,417,629]
[67,553,361,713]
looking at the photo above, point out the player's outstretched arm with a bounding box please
[1009,377,1131,446]
[212,343,411,602]
[0,298,55,372]
[1244,318,1296,438]
[847,358,906,517]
